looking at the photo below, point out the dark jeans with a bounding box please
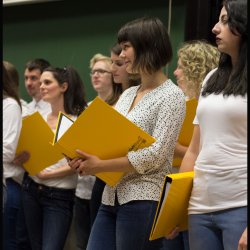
[87,200,163,250]
[161,231,189,250]
[3,178,21,250]
[22,174,75,250]
[89,178,105,226]
[74,197,91,250]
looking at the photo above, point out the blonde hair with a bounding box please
[89,53,112,69]
[178,40,220,99]
[89,53,122,106]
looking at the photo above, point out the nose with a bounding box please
[173,68,178,77]
[212,22,219,35]
[111,63,116,72]
[25,78,32,86]
[119,50,125,58]
[39,82,45,90]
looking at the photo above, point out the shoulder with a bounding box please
[202,68,218,88]
[159,79,185,101]
[3,97,20,109]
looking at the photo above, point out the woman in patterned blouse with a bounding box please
[69,17,186,250]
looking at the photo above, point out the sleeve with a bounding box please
[3,100,22,163]
[127,90,186,174]
[193,68,218,125]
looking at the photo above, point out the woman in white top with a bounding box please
[3,62,23,249]
[168,1,247,250]
[69,17,186,250]
[21,66,88,250]
[163,41,220,250]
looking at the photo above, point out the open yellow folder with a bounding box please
[52,97,156,187]
[173,99,198,167]
[149,171,194,240]
[15,112,63,176]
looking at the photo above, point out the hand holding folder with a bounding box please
[15,112,63,176]
[52,97,156,187]
[149,171,194,240]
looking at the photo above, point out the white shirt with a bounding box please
[24,98,51,117]
[102,80,186,205]
[3,97,23,184]
[75,175,96,200]
[189,69,247,214]
[20,99,29,118]
[31,114,78,189]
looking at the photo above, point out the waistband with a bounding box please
[23,174,75,201]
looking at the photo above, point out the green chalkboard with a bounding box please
[3,0,186,102]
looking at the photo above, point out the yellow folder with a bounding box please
[173,99,198,167]
[52,97,156,187]
[15,112,63,176]
[149,171,194,240]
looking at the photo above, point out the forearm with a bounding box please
[174,142,188,158]
[179,125,200,173]
[97,157,135,173]
[37,165,75,179]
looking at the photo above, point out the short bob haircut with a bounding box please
[117,16,172,74]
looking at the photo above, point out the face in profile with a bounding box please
[212,6,241,57]
[111,51,129,85]
[119,42,135,74]
[174,59,187,95]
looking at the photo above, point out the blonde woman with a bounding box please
[174,40,220,100]
[163,41,220,250]
[173,40,220,163]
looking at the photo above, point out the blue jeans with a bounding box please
[3,178,22,250]
[16,197,32,250]
[87,200,163,250]
[188,206,247,250]
[3,184,7,210]
[161,231,189,250]
[89,177,105,226]
[22,174,75,250]
[74,196,91,250]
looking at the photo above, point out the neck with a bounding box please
[139,69,167,92]
[33,96,41,103]
[49,98,65,117]
[230,51,239,69]
[98,89,113,101]
[122,81,130,91]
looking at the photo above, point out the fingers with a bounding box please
[165,227,180,240]
[13,151,30,165]
[76,149,89,158]
[68,158,82,171]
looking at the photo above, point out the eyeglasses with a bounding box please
[90,69,112,76]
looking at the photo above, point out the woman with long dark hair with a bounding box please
[167,1,247,249]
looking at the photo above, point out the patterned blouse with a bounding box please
[102,79,186,205]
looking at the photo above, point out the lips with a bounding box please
[215,37,222,44]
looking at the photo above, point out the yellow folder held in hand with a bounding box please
[15,112,63,176]
[52,97,156,187]
[173,99,198,167]
[149,171,194,241]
